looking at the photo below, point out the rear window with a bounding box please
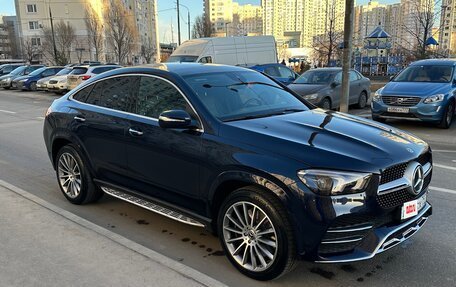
[70,67,88,75]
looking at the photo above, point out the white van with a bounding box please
[166,36,278,66]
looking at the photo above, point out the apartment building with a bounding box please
[204,0,262,37]
[262,0,345,49]
[439,0,456,55]
[354,1,387,46]
[14,0,159,64]
[0,16,20,59]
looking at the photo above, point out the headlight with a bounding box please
[4,77,11,83]
[423,94,444,104]
[297,170,372,196]
[373,88,383,102]
[304,93,319,100]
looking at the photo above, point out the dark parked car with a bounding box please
[249,63,299,85]
[44,64,432,280]
[0,63,24,76]
[0,65,45,89]
[13,66,63,91]
[289,68,371,109]
[372,59,456,128]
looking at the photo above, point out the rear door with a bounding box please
[68,75,139,187]
[125,75,203,211]
[349,71,362,104]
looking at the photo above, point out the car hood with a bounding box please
[221,109,428,173]
[1,74,20,80]
[38,75,56,83]
[49,75,67,81]
[14,75,30,82]
[382,81,450,97]
[288,84,328,95]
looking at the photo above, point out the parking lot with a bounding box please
[0,88,455,286]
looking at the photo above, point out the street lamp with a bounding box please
[178,3,191,40]
[225,22,231,37]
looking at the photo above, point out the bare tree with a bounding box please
[312,0,344,66]
[22,38,41,64]
[85,5,104,61]
[192,15,211,39]
[106,0,138,65]
[140,38,156,64]
[400,0,441,59]
[42,21,76,64]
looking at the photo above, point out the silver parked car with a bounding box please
[288,68,371,109]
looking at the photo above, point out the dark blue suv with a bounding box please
[248,63,298,85]
[372,59,456,128]
[44,64,432,280]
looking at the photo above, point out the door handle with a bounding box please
[74,116,86,122]
[129,128,143,136]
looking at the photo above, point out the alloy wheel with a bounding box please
[222,201,278,272]
[57,152,82,199]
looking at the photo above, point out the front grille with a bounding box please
[382,96,421,107]
[380,163,408,185]
[319,241,362,254]
[382,112,416,118]
[49,80,58,84]
[377,175,430,209]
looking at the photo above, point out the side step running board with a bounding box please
[101,186,205,227]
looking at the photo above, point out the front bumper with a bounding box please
[37,83,48,91]
[371,100,445,122]
[0,80,12,88]
[316,202,432,263]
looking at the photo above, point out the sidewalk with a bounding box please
[0,182,225,287]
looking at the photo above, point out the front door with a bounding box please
[125,75,203,212]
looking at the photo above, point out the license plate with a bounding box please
[401,193,426,220]
[387,107,409,113]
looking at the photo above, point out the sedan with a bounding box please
[288,68,371,109]
[37,67,72,92]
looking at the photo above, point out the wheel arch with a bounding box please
[208,170,297,233]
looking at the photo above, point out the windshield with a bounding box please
[10,66,25,75]
[167,55,199,63]
[184,71,309,121]
[56,68,71,76]
[28,67,47,76]
[294,70,338,84]
[393,65,454,83]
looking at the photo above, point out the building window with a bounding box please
[31,37,41,46]
[27,4,37,13]
[29,21,39,30]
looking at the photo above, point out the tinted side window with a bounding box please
[42,69,55,77]
[86,76,139,112]
[73,85,94,102]
[136,76,188,118]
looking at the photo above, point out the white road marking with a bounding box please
[434,163,456,171]
[429,186,456,195]
[0,109,16,114]
[433,150,456,153]
[452,160,456,163]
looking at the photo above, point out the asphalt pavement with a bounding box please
[0,89,455,287]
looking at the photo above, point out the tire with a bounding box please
[372,115,386,123]
[357,91,368,109]
[30,82,37,91]
[438,100,454,129]
[217,186,296,281]
[55,145,103,204]
[3,86,10,90]
[320,98,332,110]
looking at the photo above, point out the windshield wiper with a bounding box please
[224,108,306,122]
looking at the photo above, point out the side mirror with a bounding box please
[158,110,192,129]
[330,82,339,88]
[389,75,395,81]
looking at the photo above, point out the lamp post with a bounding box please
[178,3,191,40]
[225,22,231,37]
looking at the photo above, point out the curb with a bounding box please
[0,179,227,287]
